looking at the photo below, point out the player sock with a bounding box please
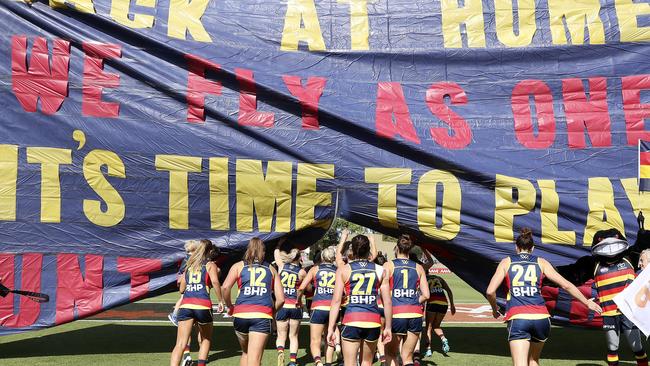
[379,354,385,363]
[277,346,284,352]
[197,360,207,366]
[290,352,297,363]
[607,352,619,366]
[635,351,648,366]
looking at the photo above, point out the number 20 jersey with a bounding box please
[504,254,550,321]
[234,262,274,319]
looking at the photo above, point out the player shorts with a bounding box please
[276,307,302,321]
[426,303,448,314]
[177,308,213,325]
[233,317,273,335]
[392,317,423,335]
[310,309,330,325]
[341,325,380,342]
[379,307,385,319]
[603,314,637,332]
[507,318,551,343]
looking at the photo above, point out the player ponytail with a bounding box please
[321,246,336,264]
[515,228,535,252]
[350,234,371,260]
[396,234,413,255]
[186,239,209,273]
[243,237,265,265]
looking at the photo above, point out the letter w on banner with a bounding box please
[614,267,650,336]
[640,140,650,192]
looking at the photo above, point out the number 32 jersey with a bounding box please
[504,254,550,321]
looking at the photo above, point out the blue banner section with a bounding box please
[1,0,650,333]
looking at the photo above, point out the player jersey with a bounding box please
[504,254,550,321]
[595,258,636,317]
[427,275,448,305]
[342,260,382,328]
[311,263,336,311]
[280,262,302,309]
[390,258,423,318]
[234,261,274,319]
[180,263,212,310]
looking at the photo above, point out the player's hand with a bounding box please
[227,306,234,316]
[341,228,350,239]
[587,299,602,314]
[215,303,225,313]
[382,328,392,344]
[327,329,336,346]
[450,304,456,315]
[492,308,501,319]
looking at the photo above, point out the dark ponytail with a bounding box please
[396,234,413,255]
[515,228,535,251]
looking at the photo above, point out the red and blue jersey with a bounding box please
[594,258,636,317]
[342,260,382,328]
[390,259,423,318]
[234,262,274,319]
[280,263,302,308]
[427,274,448,305]
[180,263,212,310]
[504,254,550,321]
[311,263,336,311]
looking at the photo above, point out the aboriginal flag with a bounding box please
[640,140,650,192]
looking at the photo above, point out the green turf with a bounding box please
[436,273,486,304]
[0,321,632,365]
[138,273,486,305]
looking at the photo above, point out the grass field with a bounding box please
[1,274,630,365]
[0,321,633,366]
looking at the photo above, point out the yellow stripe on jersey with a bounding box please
[344,321,381,328]
[602,310,621,317]
[597,274,635,287]
[641,165,650,179]
[393,313,423,319]
[312,306,331,311]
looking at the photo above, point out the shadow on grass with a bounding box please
[434,326,639,362]
[0,323,313,360]
[1,323,642,364]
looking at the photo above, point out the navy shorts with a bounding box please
[233,317,273,335]
[426,303,448,314]
[310,309,330,325]
[393,317,423,335]
[507,318,551,343]
[177,308,213,325]
[603,314,637,332]
[277,307,302,321]
[379,307,385,319]
[341,325,380,342]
